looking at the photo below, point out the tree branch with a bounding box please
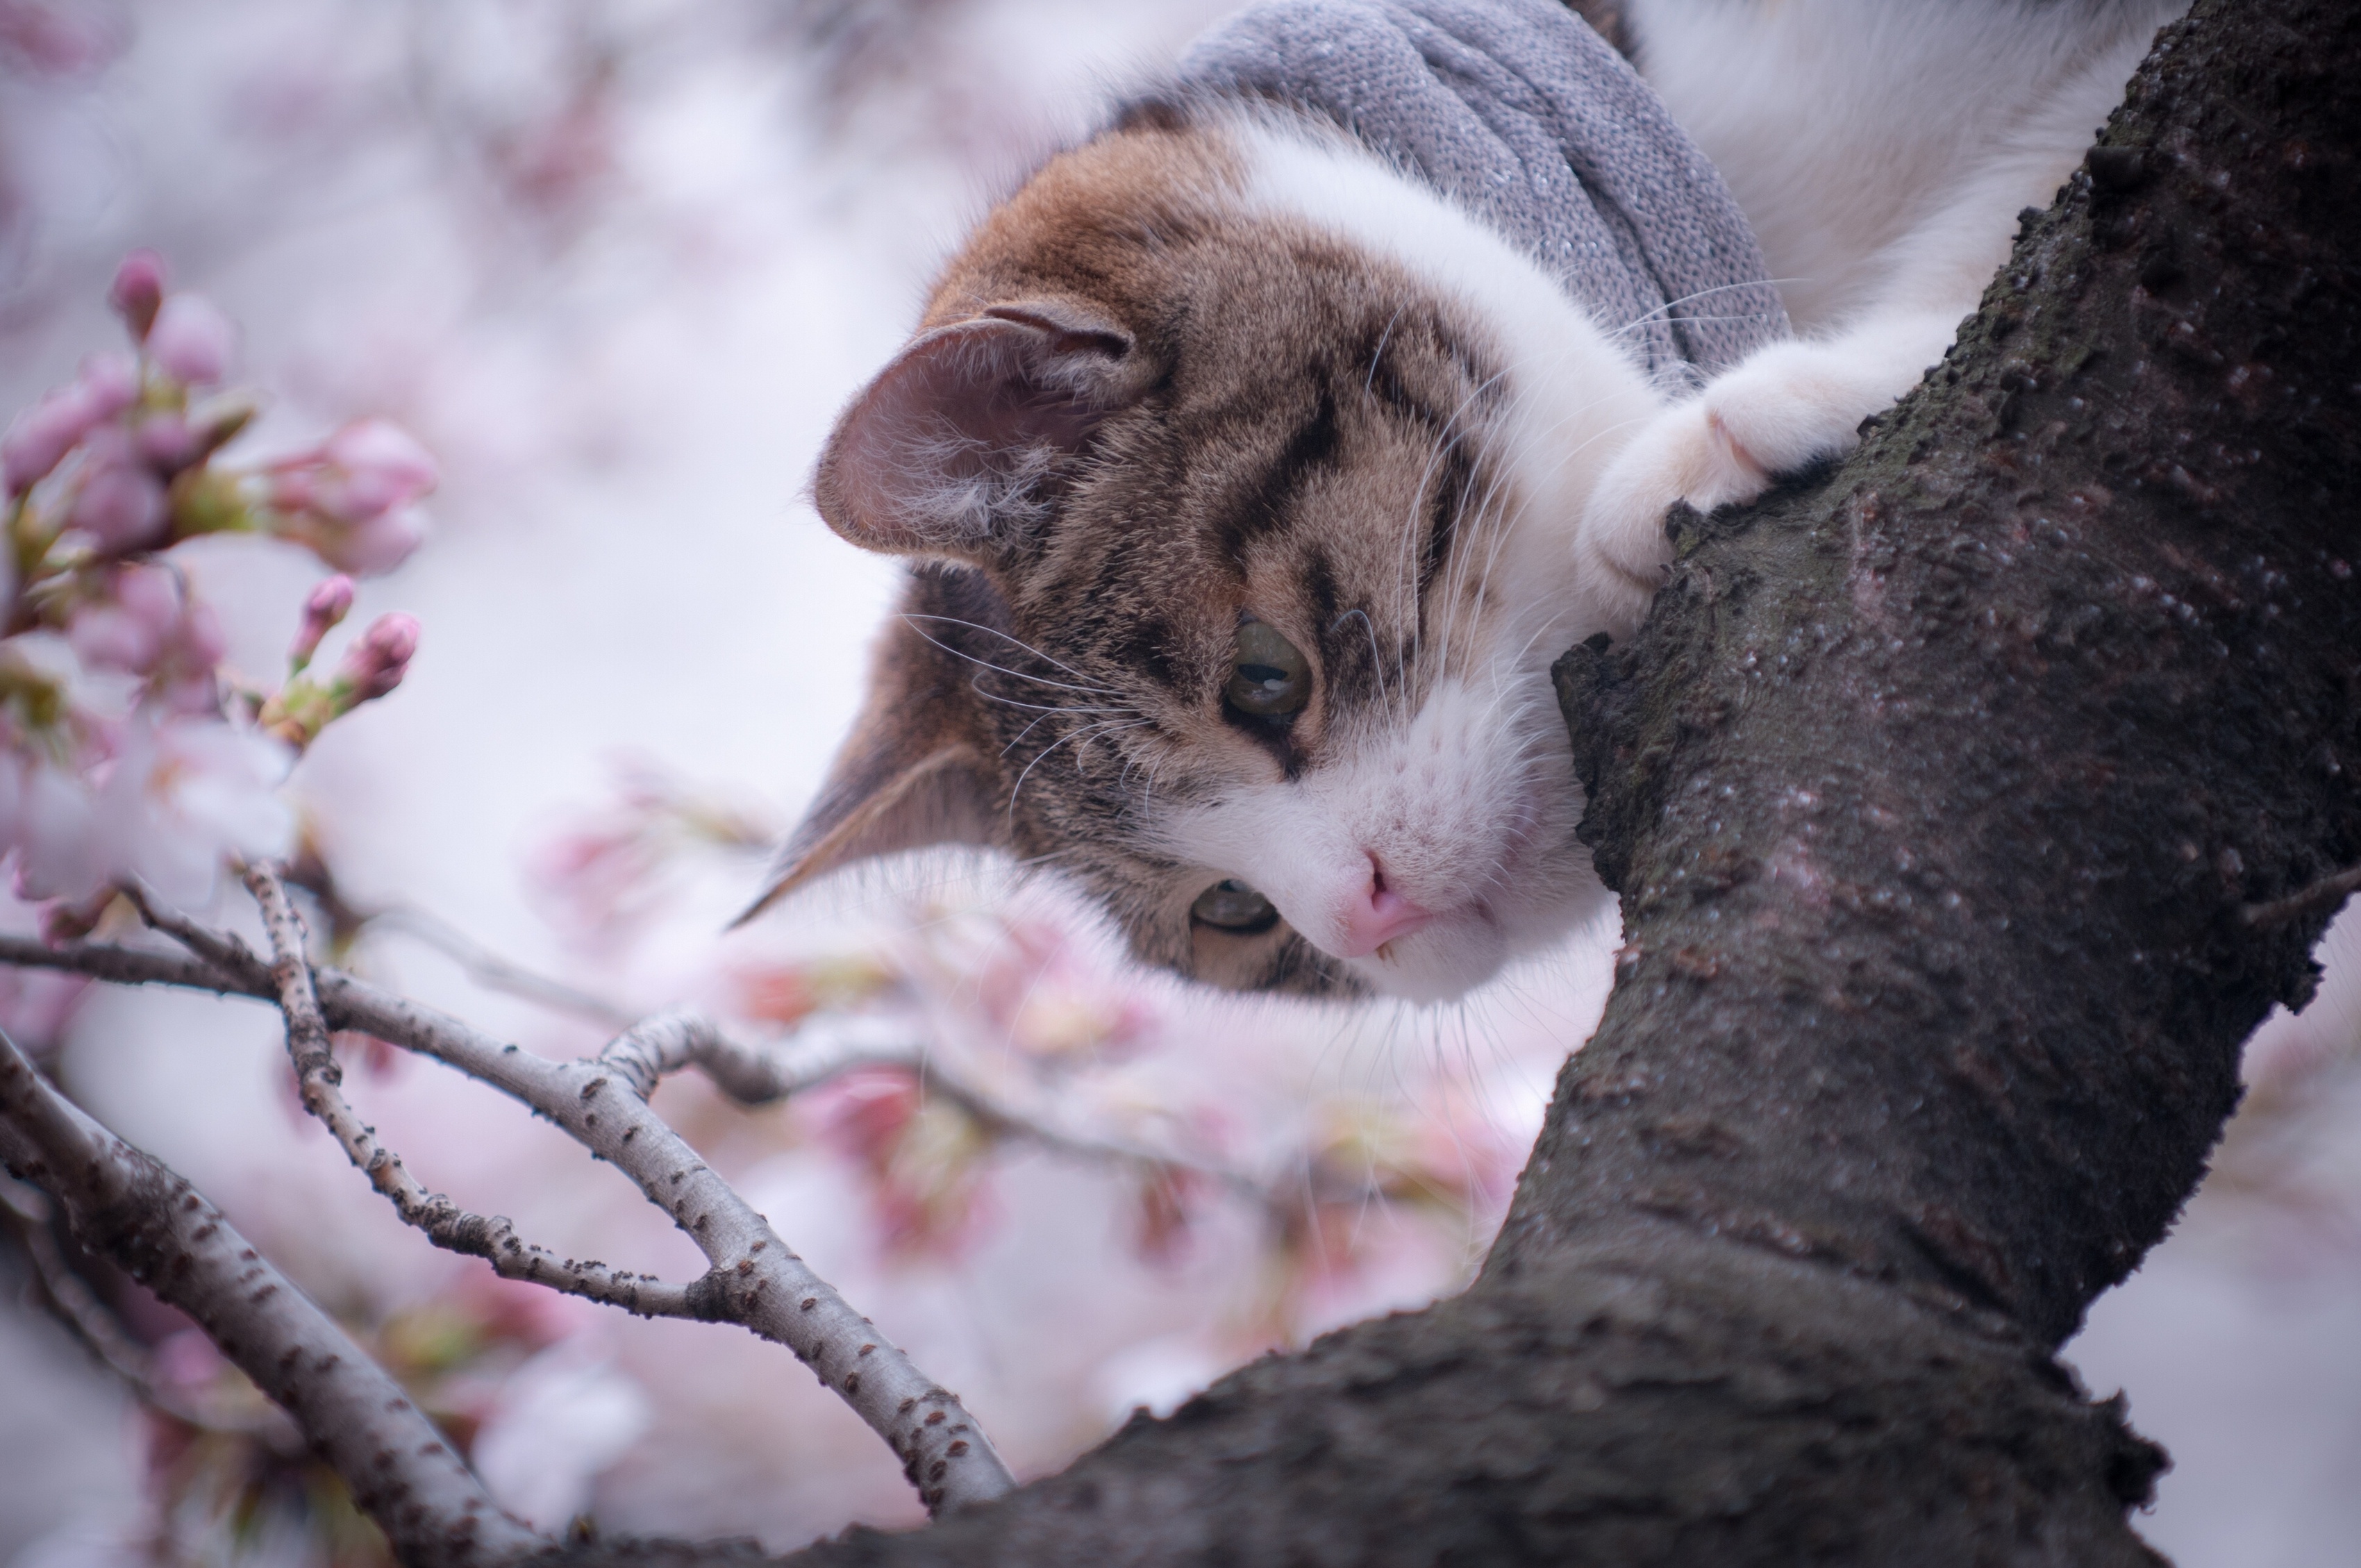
[2243,862,2361,931]
[239,862,701,1319]
[97,872,1021,1517]
[0,1028,543,1567]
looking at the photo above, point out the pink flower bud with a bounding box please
[108,251,167,341]
[2,383,99,495]
[135,411,199,473]
[66,428,166,551]
[145,293,237,386]
[289,574,354,669]
[318,417,438,522]
[66,564,183,673]
[76,351,138,419]
[335,611,419,703]
[315,506,426,574]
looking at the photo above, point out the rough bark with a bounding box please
[562,0,2346,1562]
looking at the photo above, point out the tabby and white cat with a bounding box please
[749,0,2185,1001]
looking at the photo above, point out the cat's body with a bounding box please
[754,0,2187,1001]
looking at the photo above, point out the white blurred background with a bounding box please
[0,2,2355,1562]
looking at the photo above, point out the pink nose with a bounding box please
[1333,864,1435,959]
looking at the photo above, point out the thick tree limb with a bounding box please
[0,1028,544,1567]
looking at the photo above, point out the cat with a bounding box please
[745,0,2187,1003]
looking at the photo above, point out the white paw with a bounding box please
[1577,339,1912,627]
[1578,397,1766,604]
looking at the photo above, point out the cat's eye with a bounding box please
[1225,619,1310,717]
[1190,878,1280,934]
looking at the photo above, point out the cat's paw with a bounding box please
[1578,342,1895,620]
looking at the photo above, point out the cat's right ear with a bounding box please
[813,301,1144,561]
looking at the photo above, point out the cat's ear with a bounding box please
[735,606,1003,925]
[813,300,1143,560]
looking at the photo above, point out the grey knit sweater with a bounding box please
[1175,0,1789,385]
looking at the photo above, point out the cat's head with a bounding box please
[751,103,1659,1001]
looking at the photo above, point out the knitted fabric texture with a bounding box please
[1176,0,1789,384]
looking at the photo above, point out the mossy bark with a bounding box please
[565,1,2360,1562]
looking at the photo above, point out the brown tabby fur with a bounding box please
[760,106,1527,996]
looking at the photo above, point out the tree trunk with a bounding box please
[581,0,2361,1560]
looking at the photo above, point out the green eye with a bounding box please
[1190,878,1280,933]
[1225,619,1310,717]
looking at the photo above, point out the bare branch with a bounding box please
[0,931,249,995]
[116,878,272,985]
[367,906,638,1029]
[240,864,700,1319]
[2244,862,2361,931]
[0,930,1329,1222]
[392,1007,1021,1513]
[127,874,1022,1516]
[0,1028,542,1567]
[0,1174,294,1438]
[1,1173,158,1392]
[6,913,1350,1515]
[606,1008,1291,1212]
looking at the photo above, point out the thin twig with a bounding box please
[0,1028,542,1566]
[0,933,232,994]
[115,879,272,985]
[590,1008,1285,1208]
[367,906,637,1029]
[240,865,698,1320]
[0,931,1319,1215]
[2244,862,2361,929]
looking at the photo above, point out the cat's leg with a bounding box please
[1574,305,1966,602]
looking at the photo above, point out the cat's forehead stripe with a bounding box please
[1215,385,1343,563]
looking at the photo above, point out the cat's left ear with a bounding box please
[814,299,1145,561]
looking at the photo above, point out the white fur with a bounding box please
[1582,0,2191,589]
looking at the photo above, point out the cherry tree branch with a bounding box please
[606,1008,1292,1209]
[240,864,699,1320]
[0,903,1363,1519]
[1,1173,161,1396]
[0,931,1301,1209]
[0,1027,543,1567]
[1,1172,297,1439]
[115,869,1020,1517]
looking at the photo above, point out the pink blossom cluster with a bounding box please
[0,253,432,912]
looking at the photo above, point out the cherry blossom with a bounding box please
[0,255,433,908]
[265,418,437,574]
[145,292,238,385]
[287,574,354,672]
[107,249,166,339]
[91,714,294,906]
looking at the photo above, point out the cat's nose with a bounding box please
[1333,862,1435,959]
